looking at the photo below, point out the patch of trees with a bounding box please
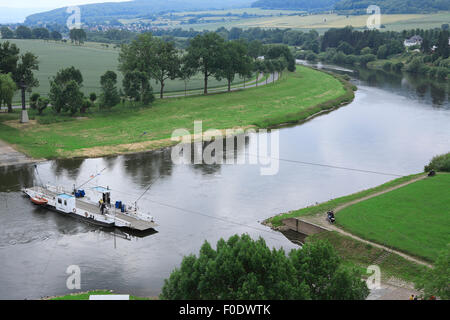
[161,234,370,300]
[424,152,450,173]
[0,41,39,112]
[0,26,62,41]
[251,0,450,14]
[120,32,294,98]
[334,0,450,14]
[69,29,87,45]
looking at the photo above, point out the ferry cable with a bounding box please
[245,152,405,177]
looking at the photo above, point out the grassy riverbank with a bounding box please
[0,66,354,159]
[336,173,450,262]
[268,173,449,263]
[268,174,424,227]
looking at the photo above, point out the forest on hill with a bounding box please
[252,0,450,14]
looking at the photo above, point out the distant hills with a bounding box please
[24,0,253,26]
[252,0,450,14]
[22,0,450,26]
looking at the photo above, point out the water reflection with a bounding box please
[299,60,449,108]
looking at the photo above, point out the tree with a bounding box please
[161,234,309,300]
[50,31,62,41]
[248,40,263,60]
[13,52,39,114]
[30,92,40,110]
[184,32,225,95]
[415,248,449,299]
[437,30,449,58]
[32,28,50,40]
[253,60,266,87]
[15,26,32,39]
[289,240,369,300]
[49,67,84,114]
[69,29,87,45]
[122,70,154,105]
[0,27,14,39]
[179,61,196,97]
[150,39,181,99]
[265,44,296,72]
[89,92,97,103]
[161,234,369,300]
[219,41,252,92]
[0,41,19,76]
[99,71,120,108]
[377,44,389,59]
[0,73,16,113]
[264,60,274,85]
[37,97,49,115]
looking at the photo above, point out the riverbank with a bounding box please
[0,66,355,160]
[266,172,450,281]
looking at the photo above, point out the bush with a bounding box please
[30,93,40,110]
[382,62,392,72]
[160,234,369,300]
[393,62,404,72]
[425,152,450,172]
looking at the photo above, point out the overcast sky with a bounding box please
[0,0,129,9]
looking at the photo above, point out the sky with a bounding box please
[0,0,130,23]
[0,0,129,9]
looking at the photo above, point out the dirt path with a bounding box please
[302,174,433,268]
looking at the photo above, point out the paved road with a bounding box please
[0,140,38,167]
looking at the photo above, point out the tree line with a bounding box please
[1,31,296,115]
[119,31,295,99]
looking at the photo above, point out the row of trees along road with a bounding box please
[119,32,296,98]
[0,41,39,114]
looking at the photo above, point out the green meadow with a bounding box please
[337,174,450,262]
[0,66,352,159]
[0,39,243,103]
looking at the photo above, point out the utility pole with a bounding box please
[20,82,29,123]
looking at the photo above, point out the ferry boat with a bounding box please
[22,184,158,231]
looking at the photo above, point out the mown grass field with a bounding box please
[0,66,352,159]
[268,173,424,227]
[336,174,450,262]
[0,39,242,103]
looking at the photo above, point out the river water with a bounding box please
[0,65,449,299]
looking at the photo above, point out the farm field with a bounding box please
[168,12,449,32]
[0,39,241,103]
[337,174,450,262]
[0,66,351,159]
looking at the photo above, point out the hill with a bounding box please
[25,0,252,25]
[251,0,450,14]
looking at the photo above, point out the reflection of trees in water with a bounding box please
[189,134,249,176]
[430,83,447,107]
[51,159,85,180]
[0,164,35,192]
[102,156,119,171]
[356,67,448,107]
[122,149,173,187]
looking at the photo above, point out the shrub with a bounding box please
[382,62,392,72]
[424,152,450,172]
[393,62,404,72]
[160,234,369,300]
[30,93,40,110]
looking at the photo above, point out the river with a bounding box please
[0,64,449,299]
